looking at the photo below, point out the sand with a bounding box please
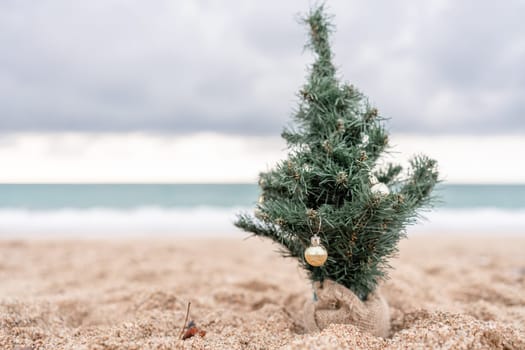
[0,235,524,350]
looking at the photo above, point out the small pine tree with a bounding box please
[235,5,438,300]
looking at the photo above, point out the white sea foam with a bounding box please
[0,207,523,238]
[408,208,525,235]
[0,207,245,238]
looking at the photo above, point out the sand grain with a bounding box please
[1,236,524,349]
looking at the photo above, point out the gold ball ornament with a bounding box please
[304,235,328,267]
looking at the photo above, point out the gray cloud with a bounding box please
[0,0,524,134]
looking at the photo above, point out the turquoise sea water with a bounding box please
[0,184,258,209]
[1,184,524,210]
[0,184,523,236]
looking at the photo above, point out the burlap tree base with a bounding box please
[303,280,391,338]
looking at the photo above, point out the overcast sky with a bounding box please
[1,0,524,135]
[1,1,524,183]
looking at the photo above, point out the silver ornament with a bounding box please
[360,132,369,147]
[369,175,390,195]
[371,182,390,196]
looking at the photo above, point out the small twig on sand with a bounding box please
[179,301,191,340]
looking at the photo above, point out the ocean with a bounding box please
[0,184,524,237]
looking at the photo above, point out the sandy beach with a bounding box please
[1,235,524,349]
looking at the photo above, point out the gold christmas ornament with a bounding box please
[304,235,328,267]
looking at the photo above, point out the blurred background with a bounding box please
[0,0,524,237]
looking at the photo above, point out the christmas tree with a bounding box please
[235,5,438,301]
